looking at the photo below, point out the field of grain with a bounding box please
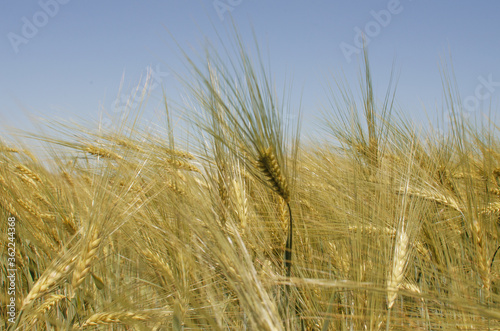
[2,43,500,330]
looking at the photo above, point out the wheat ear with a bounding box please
[471,218,491,297]
[256,147,293,277]
[387,227,409,309]
[0,146,19,153]
[83,144,122,160]
[232,178,248,233]
[27,294,66,327]
[81,312,147,327]
[15,164,42,183]
[22,257,76,309]
[256,147,290,202]
[72,229,102,290]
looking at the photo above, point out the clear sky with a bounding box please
[1,1,499,139]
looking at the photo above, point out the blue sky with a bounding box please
[1,1,500,139]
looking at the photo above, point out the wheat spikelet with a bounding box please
[90,271,105,290]
[278,197,288,232]
[256,147,289,202]
[387,227,409,309]
[81,312,147,327]
[72,229,102,290]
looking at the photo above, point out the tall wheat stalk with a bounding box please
[179,31,300,283]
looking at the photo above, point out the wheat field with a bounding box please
[1,40,500,330]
